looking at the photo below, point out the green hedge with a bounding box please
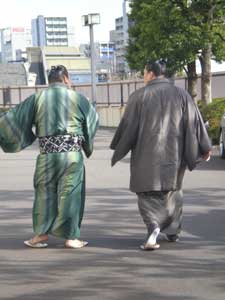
[198,98,225,145]
[0,107,10,116]
[0,107,10,112]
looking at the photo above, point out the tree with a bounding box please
[185,0,225,104]
[127,0,225,104]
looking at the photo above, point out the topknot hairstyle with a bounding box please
[48,65,69,83]
[145,59,167,77]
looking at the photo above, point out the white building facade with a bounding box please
[0,27,32,63]
[32,16,70,47]
[98,42,116,79]
[110,0,131,74]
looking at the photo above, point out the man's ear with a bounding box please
[148,71,156,81]
[63,75,72,88]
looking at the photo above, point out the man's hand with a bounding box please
[202,151,211,161]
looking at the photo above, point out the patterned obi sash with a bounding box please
[39,134,84,154]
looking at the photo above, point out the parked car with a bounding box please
[220,113,225,158]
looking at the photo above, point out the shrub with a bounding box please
[0,107,10,112]
[0,106,10,117]
[198,98,225,145]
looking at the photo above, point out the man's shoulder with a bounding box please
[70,91,91,110]
[67,88,78,96]
[174,85,188,94]
[129,86,146,101]
[67,89,85,100]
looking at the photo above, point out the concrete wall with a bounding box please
[96,105,125,127]
[176,72,225,100]
[0,64,27,86]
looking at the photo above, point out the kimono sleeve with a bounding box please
[110,92,140,166]
[0,94,36,152]
[78,96,99,158]
[184,93,212,171]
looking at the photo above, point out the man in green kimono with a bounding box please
[0,65,98,249]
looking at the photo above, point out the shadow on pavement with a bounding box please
[0,187,225,247]
[0,186,225,300]
[196,154,225,171]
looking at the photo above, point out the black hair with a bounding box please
[145,59,167,77]
[48,65,69,83]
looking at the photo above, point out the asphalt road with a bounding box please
[0,128,225,300]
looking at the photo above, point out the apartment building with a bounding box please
[31,16,69,47]
[110,0,131,74]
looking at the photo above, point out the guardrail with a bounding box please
[0,80,145,107]
[1,72,225,107]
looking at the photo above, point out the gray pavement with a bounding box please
[0,128,225,300]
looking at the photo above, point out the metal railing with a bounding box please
[1,72,225,107]
[0,80,145,107]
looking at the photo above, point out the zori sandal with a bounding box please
[65,239,88,249]
[140,243,160,251]
[24,239,48,248]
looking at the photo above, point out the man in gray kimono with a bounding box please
[110,60,211,250]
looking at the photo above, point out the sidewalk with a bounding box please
[0,128,225,300]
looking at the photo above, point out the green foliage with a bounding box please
[0,107,10,112]
[127,0,225,75]
[198,98,225,144]
[187,0,225,62]
[0,107,10,117]
[127,0,195,75]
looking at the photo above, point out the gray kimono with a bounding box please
[110,78,211,193]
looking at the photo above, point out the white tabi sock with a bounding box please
[146,227,160,245]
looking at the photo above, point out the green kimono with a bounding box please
[0,83,98,239]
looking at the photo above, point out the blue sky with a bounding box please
[0,0,125,43]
